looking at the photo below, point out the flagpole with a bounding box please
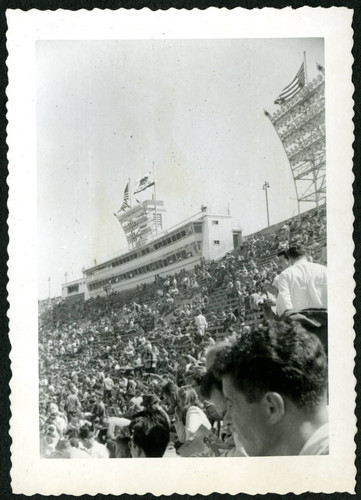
[303,51,308,85]
[153,162,157,235]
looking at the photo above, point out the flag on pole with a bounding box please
[119,181,130,211]
[316,62,325,75]
[134,172,155,194]
[274,62,306,105]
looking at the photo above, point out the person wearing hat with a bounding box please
[142,394,170,427]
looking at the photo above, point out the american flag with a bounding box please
[274,62,306,105]
[120,181,130,211]
[316,62,325,75]
[134,172,155,194]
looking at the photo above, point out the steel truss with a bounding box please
[266,73,325,213]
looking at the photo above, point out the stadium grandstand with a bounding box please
[39,57,328,460]
[39,202,327,458]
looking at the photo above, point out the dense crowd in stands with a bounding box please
[39,206,328,458]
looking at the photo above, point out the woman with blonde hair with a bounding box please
[174,385,211,443]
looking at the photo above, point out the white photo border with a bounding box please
[6,7,356,495]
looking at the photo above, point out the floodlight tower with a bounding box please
[265,72,325,214]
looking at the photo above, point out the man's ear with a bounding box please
[260,392,285,424]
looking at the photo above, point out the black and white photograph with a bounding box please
[7,7,355,495]
[37,36,328,459]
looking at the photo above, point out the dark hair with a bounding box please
[212,322,327,413]
[161,382,179,401]
[277,250,289,260]
[200,370,222,400]
[130,409,170,458]
[79,425,93,440]
[287,245,307,260]
[97,427,108,444]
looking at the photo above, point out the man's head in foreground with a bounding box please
[129,409,170,458]
[212,321,328,456]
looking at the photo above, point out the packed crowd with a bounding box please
[39,206,328,458]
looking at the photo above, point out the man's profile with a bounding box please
[212,321,328,456]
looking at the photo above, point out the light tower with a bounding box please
[263,181,270,227]
[265,71,325,214]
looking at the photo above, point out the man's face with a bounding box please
[222,375,269,456]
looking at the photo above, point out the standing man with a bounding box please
[276,244,327,316]
[276,244,327,351]
[103,373,115,404]
[195,310,208,339]
[226,280,234,302]
[65,386,81,420]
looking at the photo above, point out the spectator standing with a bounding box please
[195,310,207,339]
[103,374,115,404]
[276,244,327,352]
[226,281,234,301]
[276,244,327,315]
[65,386,81,420]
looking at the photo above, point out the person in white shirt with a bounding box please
[276,244,327,317]
[212,321,329,456]
[195,311,208,338]
[79,426,109,458]
[275,244,327,352]
[103,374,115,404]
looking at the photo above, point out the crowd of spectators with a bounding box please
[39,206,327,459]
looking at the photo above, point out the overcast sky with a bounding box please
[37,37,324,299]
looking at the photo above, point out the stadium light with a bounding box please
[263,181,270,227]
